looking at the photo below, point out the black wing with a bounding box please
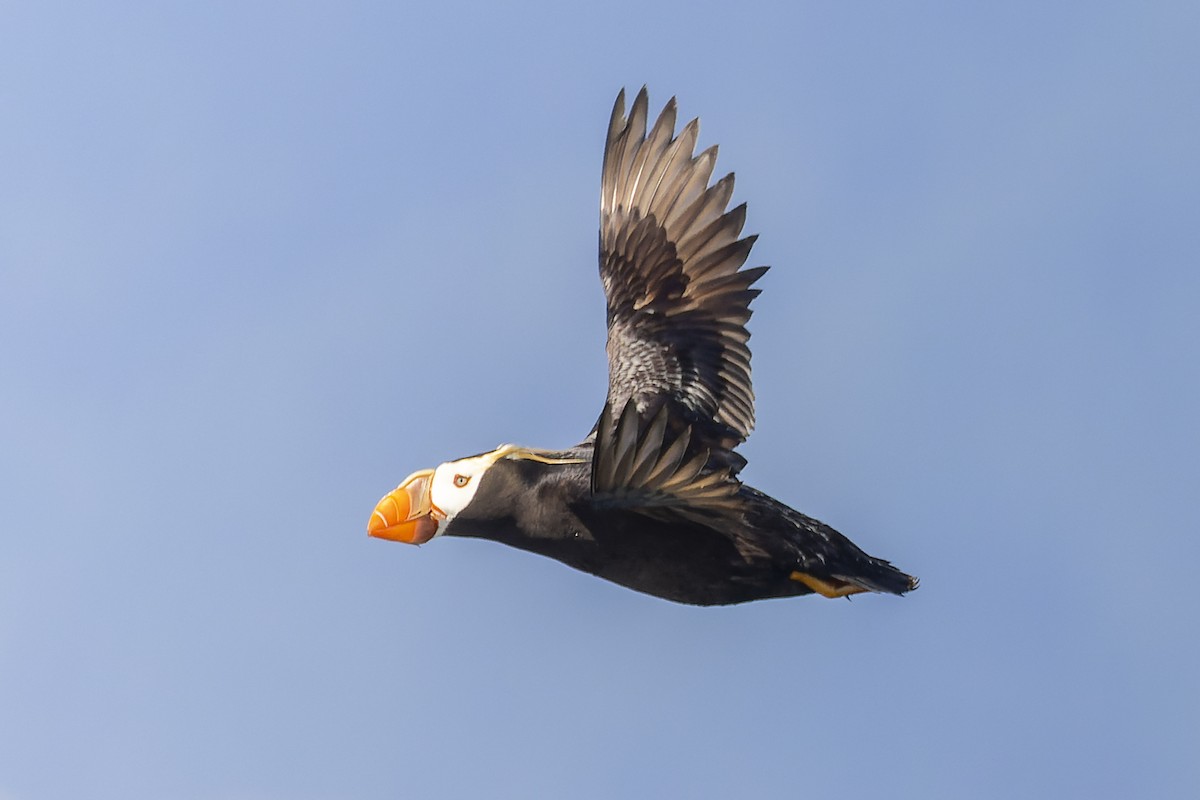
[590,88,767,520]
[591,399,742,526]
[598,87,767,461]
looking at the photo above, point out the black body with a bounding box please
[448,455,913,606]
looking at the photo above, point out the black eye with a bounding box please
[453,474,470,488]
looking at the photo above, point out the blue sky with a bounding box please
[2,2,1197,798]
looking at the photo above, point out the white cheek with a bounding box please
[429,462,484,522]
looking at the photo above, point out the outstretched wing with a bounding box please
[599,87,767,461]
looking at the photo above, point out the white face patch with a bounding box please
[427,447,510,529]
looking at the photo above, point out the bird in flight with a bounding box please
[368,88,917,605]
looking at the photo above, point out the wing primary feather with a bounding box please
[678,209,749,266]
[661,146,717,229]
[593,402,616,491]
[646,119,700,212]
[689,235,758,281]
[614,89,650,210]
[628,405,669,486]
[645,424,692,485]
[668,173,735,239]
[628,99,677,210]
[664,449,708,489]
[603,91,628,213]
[611,400,642,483]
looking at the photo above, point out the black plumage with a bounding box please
[368,88,917,606]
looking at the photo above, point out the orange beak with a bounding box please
[367,469,441,544]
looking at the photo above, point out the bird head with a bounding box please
[366,453,497,544]
[367,444,587,544]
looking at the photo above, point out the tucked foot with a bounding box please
[789,571,871,599]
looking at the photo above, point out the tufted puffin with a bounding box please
[367,88,918,606]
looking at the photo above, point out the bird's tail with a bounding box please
[789,554,917,598]
[835,556,919,596]
[776,494,919,597]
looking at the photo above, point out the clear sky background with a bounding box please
[2,2,1197,798]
